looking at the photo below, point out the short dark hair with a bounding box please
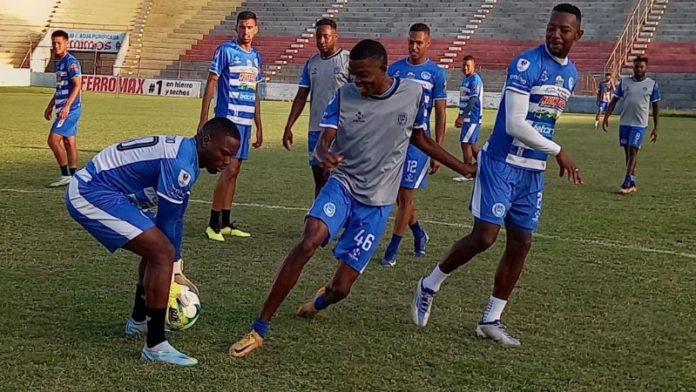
[200,117,240,141]
[633,55,648,64]
[350,39,388,66]
[552,3,582,23]
[237,11,257,23]
[409,23,430,35]
[605,72,612,76]
[463,55,475,62]
[315,18,337,30]
[51,30,69,40]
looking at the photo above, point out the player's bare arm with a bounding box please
[198,72,219,131]
[315,127,342,170]
[253,89,263,148]
[650,101,659,142]
[60,76,82,119]
[602,96,620,132]
[410,128,475,177]
[282,87,310,150]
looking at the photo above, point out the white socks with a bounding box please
[422,265,449,292]
[482,296,507,323]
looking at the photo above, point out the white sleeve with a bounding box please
[505,89,562,156]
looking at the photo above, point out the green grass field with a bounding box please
[1,87,695,391]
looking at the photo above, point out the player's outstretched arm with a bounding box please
[314,127,343,170]
[282,87,310,150]
[198,73,218,132]
[602,97,619,133]
[410,128,475,177]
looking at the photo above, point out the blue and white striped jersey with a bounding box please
[78,136,200,208]
[486,44,577,171]
[54,53,81,111]
[209,40,264,127]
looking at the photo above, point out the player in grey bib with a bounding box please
[229,40,476,357]
[603,55,660,194]
[283,18,351,197]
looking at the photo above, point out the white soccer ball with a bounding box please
[166,286,201,331]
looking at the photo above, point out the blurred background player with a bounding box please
[44,30,82,188]
[282,18,351,197]
[229,40,475,357]
[602,56,660,194]
[66,118,241,366]
[199,11,264,241]
[453,55,484,182]
[412,3,584,346]
[594,72,615,128]
[381,23,447,267]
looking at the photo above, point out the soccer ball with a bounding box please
[166,286,201,331]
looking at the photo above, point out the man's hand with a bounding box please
[429,160,441,175]
[650,127,658,143]
[602,116,610,133]
[321,152,344,171]
[58,106,70,120]
[454,115,465,129]
[44,106,53,121]
[282,127,293,150]
[253,128,263,148]
[555,148,583,185]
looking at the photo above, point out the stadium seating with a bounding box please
[122,0,242,77]
[0,0,56,67]
[48,0,143,31]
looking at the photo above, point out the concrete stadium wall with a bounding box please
[0,68,31,86]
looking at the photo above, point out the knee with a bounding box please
[325,282,351,302]
[47,136,58,148]
[150,243,175,266]
[471,229,498,252]
[510,235,532,254]
[296,233,323,257]
[397,190,413,207]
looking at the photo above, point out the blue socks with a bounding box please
[410,221,425,239]
[385,234,402,257]
[251,317,269,338]
[623,175,636,187]
[314,295,328,311]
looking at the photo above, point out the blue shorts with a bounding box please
[308,130,320,166]
[460,122,481,144]
[65,175,155,253]
[469,151,544,233]
[51,107,81,137]
[619,125,646,149]
[234,124,252,160]
[307,177,392,273]
[401,144,430,189]
[597,101,608,112]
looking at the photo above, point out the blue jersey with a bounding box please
[54,52,81,112]
[485,44,577,171]
[459,72,483,124]
[387,58,447,134]
[209,40,264,127]
[79,136,200,208]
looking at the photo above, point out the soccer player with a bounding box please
[199,11,263,241]
[228,40,476,357]
[602,56,660,194]
[44,30,82,188]
[411,3,584,346]
[65,118,241,366]
[282,18,351,197]
[380,23,447,267]
[594,73,615,128]
[453,55,484,182]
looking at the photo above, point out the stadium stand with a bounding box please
[642,0,696,109]
[0,0,56,68]
[123,0,242,77]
